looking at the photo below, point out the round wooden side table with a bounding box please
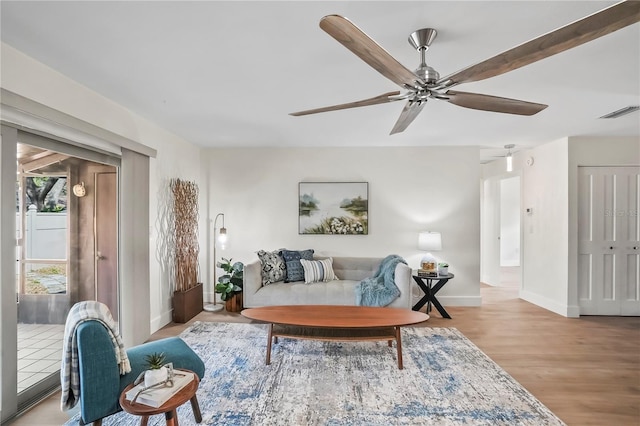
[119,369,202,426]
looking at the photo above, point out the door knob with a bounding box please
[96,251,105,260]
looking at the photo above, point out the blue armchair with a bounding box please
[74,320,205,425]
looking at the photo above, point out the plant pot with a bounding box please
[173,282,203,323]
[439,267,449,276]
[144,366,168,388]
[225,292,243,312]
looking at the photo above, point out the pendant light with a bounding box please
[504,144,515,172]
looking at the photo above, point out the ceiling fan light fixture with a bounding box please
[504,144,515,172]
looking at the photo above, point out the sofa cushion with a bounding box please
[256,250,287,285]
[280,249,314,282]
[246,280,360,306]
[300,257,338,283]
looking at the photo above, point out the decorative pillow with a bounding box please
[256,250,286,286]
[280,249,314,282]
[300,257,339,284]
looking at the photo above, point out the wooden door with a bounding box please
[95,172,118,320]
[578,166,640,315]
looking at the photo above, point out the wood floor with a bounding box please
[8,285,640,426]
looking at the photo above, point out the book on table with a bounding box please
[417,270,438,278]
[124,370,195,408]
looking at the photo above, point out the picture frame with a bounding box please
[299,182,368,235]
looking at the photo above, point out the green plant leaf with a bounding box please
[144,352,166,369]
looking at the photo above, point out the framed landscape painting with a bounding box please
[299,182,368,235]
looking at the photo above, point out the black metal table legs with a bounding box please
[412,275,452,319]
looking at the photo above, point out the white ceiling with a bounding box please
[2,1,639,162]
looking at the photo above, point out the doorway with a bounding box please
[481,175,522,288]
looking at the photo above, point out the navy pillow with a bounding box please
[280,249,314,282]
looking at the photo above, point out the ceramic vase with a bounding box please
[144,366,168,388]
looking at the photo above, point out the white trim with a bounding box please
[0,89,156,158]
[151,310,174,334]
[520,290,578,318]
[1,104,122,156]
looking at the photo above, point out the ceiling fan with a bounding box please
[290,1,640,135]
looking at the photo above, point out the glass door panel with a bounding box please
[15,142,119,409]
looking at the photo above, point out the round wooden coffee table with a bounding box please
[119,369,202,426]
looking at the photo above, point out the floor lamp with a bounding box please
[203,213,227,312]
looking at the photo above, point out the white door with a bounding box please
[578,166,640,315]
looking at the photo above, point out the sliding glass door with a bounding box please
[2,128,120,418]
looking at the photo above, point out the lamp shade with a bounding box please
[506,153,513,172]
[218,227,227,248]
[418,231,442,251]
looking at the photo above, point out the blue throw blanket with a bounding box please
[355,255,407,306]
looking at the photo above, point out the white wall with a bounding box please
[205,146,482,307]
[567,136,640,316]
[1,43,205,335]
[520,138,570,314]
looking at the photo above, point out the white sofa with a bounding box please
[243,256,413,309]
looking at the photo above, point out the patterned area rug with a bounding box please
[66,322,564,425]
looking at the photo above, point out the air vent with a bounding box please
[599,106,640,119]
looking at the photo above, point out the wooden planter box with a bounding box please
[225,292,243,312]
[173,283,203,323]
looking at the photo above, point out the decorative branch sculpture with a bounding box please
[170,179,200,292]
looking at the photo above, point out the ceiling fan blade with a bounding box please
[390,101,426,135]
[320,15,424,88]
[437,1,640,87]
[289,91,401,116]
[446,91,547,115]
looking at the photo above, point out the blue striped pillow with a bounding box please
[299,258,338,284]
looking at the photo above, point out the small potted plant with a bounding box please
[438,262,449,276]
[214,258,244,311]
[143,352,168,388]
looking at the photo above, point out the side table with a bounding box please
[119,369,202,426]
[412,273,454,319]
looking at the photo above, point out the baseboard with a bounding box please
[520,290,578,318]
[566,305,580,318]
[435,295,482,307]
[151,309,174,334]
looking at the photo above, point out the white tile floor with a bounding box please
[17,323,65,393]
